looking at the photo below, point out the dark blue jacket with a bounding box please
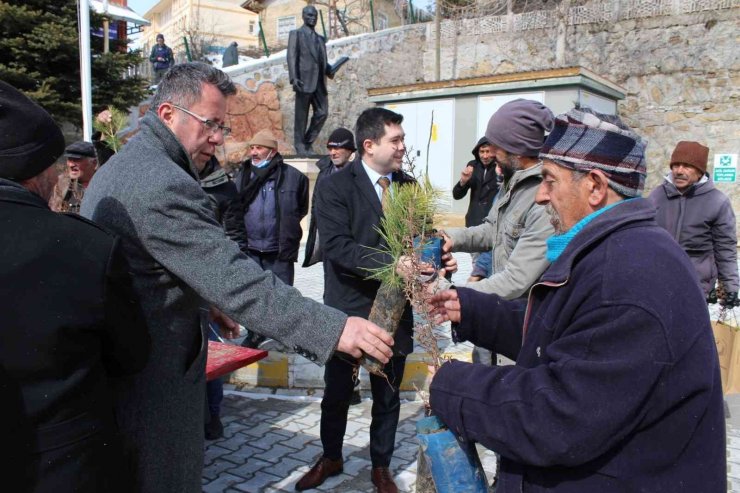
[235,153,308,262]
[430,198,725,492]
[149,44,173,71]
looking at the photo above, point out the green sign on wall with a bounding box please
[714,154,737,183]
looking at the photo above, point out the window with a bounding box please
[158,5,172,27]
[249,20,256,34]
[277,15,296,42]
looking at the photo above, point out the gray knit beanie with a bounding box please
[485,99,555,157]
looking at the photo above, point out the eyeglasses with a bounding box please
[172,104,231,137]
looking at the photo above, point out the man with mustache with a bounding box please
[303,127,356,269]
[649,141,739,307]
[429,108,725,493]
[49,141,98,213]
[236,130,309,349]
[438,99,555,367]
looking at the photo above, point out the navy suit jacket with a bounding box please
[314,158,414,355]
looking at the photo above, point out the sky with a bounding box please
[128,0,158,17]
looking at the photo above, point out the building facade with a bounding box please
[141,0,259,67]
[241,0,406,49]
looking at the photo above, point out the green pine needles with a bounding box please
[366,172,443,288]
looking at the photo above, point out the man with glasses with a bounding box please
[236,130,309,348]
[81,62,394,493]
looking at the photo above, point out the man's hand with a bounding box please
[440,251,457,276]
[336,316,394,363]
[430,289,462,324]
[459,165,474,185]
[292,79,305,92]
[438,231,454,254]
[96,109,112,124]
[721,291,740,308]
[210,306,240,339]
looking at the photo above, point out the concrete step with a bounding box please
[229,324,476,393]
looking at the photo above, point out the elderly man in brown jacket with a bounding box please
[649,140,739,307]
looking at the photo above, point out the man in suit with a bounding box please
[81,62,394,493]
[287,5,333,155]
[295,108,413,493]
[0,81,149,492]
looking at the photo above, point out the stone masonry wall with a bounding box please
[223,4,739,222]
[426,8,739,208]
[223,25,427,158]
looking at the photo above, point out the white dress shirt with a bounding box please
[361,160,393,203]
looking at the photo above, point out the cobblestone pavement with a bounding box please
[203,246,740,492]
[203,391,497,493]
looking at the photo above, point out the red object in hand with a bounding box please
[206,341,267,381]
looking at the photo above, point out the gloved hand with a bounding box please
[721,291,740,308]
[707,288,718,304]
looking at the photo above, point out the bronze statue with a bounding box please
[287,6,347,156]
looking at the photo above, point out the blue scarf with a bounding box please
[546,199,634,262]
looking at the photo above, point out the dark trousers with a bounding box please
[247,250,295,285]
[320,355,406,467]
[206,323,223,416]
[242,251,295,348]
[293,88,328,153]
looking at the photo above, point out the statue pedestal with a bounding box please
[284,157,320,175]
[284,157,321,244]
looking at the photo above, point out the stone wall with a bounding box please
[426,7,739,206]
[223,2,739,224]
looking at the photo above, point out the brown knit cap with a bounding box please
[670,141,709,174]
[249,129,278,149]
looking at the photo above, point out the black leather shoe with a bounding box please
[295,457,343,490]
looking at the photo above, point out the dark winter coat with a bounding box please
[235,153,309,262]
[314,158,415,356]
[222,42,238,68]
[452,137,499,227]
[149,44,174,71]
[1,179,148,493]
[81,112,348,493]
[303,155,344,267]
[199,157,249,254]
[649,174,738,295]
[430,198,726,493]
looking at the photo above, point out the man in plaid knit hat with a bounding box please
[428,107,725,492]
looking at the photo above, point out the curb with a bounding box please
[229,344,474,391]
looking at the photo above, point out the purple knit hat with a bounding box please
[539,108,647,197]
[485,99,555,157]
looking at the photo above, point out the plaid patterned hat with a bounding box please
[540,108,647,197]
